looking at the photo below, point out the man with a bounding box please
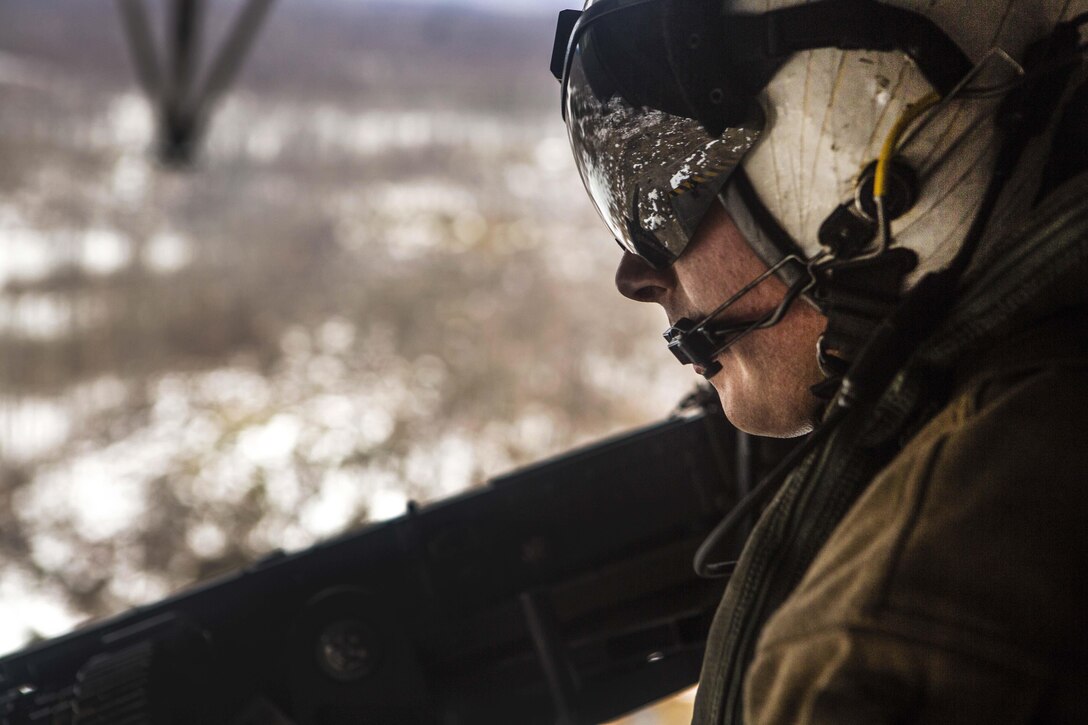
[552,0,1088,722]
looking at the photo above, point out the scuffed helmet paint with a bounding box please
[723,0,1088,286]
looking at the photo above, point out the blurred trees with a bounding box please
[0,0,690,656]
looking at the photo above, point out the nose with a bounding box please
[615,251,671,303]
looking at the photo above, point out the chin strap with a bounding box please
[809,248,920,393]
[663,166,821,379]
[664,255,818,379]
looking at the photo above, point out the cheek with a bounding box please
[712,336,769,398]
[673,249,754,311]
[707,336,766,414]
[709,306,827,436]
[683,251,793,320]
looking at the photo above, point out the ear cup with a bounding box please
[818,203,878,257]
[816,158,921,257]
[854,159,920,221]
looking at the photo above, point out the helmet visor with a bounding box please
[562,1,763,268]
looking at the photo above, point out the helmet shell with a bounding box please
[723,0,1088,284]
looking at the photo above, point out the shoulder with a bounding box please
[774,313,1088,642]
[747,319,1088,715]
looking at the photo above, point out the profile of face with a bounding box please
[615,201,828,438]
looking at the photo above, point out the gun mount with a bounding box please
[0,402,790,724]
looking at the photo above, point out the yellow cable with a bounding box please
[874,91,941,198]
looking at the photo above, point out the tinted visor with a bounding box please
[561,0,763,268]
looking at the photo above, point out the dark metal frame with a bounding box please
[116,0,277,165]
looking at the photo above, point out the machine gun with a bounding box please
[0,398,789,724]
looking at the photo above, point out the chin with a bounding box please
[713,381,815,439]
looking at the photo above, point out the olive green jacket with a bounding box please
[693,175,1088,725]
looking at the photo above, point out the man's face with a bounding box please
[615,200,827,437]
